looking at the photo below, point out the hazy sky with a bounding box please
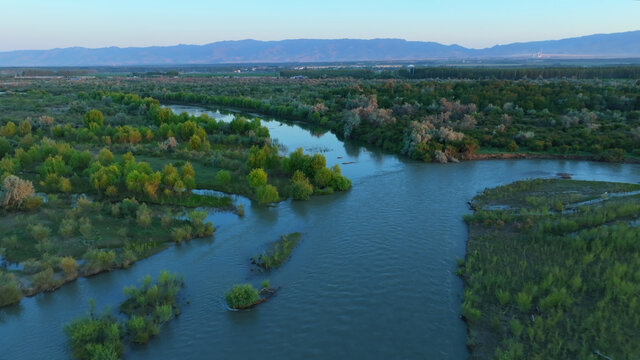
[1,0,638,51]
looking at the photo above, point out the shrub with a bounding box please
[496,289,510,306]
[256,184,279,204]
[59,218,76,238]
[97,148,114,165]
[313,167,332,188]
[136,204,152,228]
[215,170,231,185]
[29,224,51,241]
[261,279,270,289]
[225,284,259,309]
[120,271,183,344]
[84,109,104,128]
[84,249,116,272]
[60,256,78,277]
[187,210,207,226]
[290,170,313,200]
[188,135,201,150]
[515,291,532,313]
[119,198,139,217]
[23,196,43,211]
[329,173,352,191]
[1,175,35,210]
[171,226,192,244]
[462,300,482,323]
[247,168,268,188]
[78,218,92,239]
[33,267,56,291]
[0,272,23,307]
[64,314,123,360]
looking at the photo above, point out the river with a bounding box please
[2,105,639,359]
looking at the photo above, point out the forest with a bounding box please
[59,71,640,165]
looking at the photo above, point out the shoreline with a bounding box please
[468,152,640,164]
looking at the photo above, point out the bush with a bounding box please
[60,256,78,277]
[59,218,76,238]
[23,196,43,211]
[225,284,259,309]
[120,271,183,344]
[256,184,279,204]
[329,173,352,191]
[65,314,123,360]
[247,168,268,188]
[215,170,231,185]
[290,170,313,200]
[84,109,104,128]
[29,224,51,241]
[136,204,152,228]
[78,218,92,239]
[1,175,35,210]
[84,249,116,272]
[33,267,56,291]
[0,272,23,307]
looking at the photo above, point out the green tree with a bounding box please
[247,168,268,188]
[97,148,114,166]
[84,109,104,129]
[256,184,279,204]
[215,170,231,185]
[225,284,259,309]
[188,135,201,150]
[290,170,313,200]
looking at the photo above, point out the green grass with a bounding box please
[459,179,640,359]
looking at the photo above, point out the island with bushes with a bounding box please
[65,271,183,360]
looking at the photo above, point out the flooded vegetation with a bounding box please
[65,271,183,359]
[460,179,640,359]
[252,232,302,271]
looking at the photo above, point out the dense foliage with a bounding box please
[225,283,260,309]
[459,179,640,359]
[65,271,183,359]
[123,75,639,164]
[120,271,183,344]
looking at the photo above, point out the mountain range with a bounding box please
[0,31,639,66]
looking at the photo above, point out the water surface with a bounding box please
[2,105,639,359]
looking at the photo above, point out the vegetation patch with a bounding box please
[225,281,276,310]
[0,86,350,307]
[251,232,302,271]
[65,271,183,360]
[459,179,640,359]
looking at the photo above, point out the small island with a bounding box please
[251,232,302,271]
[225,280,277,310]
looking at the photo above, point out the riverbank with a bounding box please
[469,151,640,164]
[458,179,640,359]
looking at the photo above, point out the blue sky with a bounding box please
[1,0,638,51]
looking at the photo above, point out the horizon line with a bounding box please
[1,29,639,53]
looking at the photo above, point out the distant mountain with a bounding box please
[0,31,638,66]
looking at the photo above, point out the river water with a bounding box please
[2,106,639,359]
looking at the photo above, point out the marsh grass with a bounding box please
[460,179,640,359]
